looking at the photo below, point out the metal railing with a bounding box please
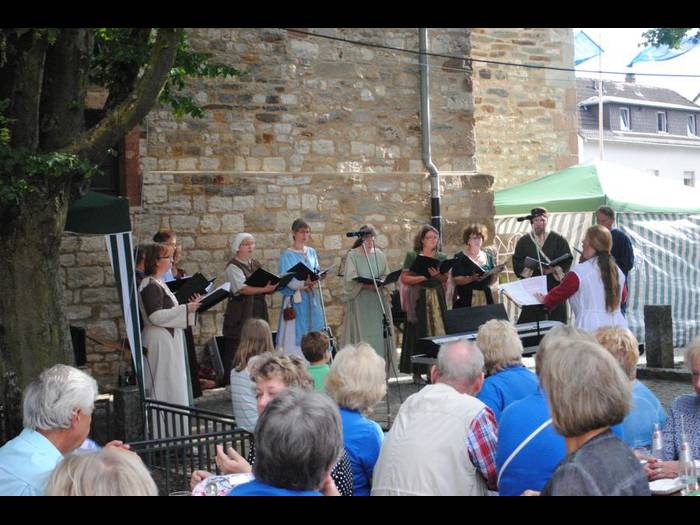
[129,398,252,495]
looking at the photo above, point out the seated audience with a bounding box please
[229,318,274,432]
[228,388,344,496]
[496,326,594,496]
[325,343,386,496]
[301,331,332,392]
[646,336,700,480]
[44,447,158,496]
[192,353,353,496]
[536,339,650,496]
[595,326,666,450]
[0,364,129,495]
[371,340,498,495]
[475,319,539,421]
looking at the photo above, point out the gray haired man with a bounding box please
[372,340,499,495]
[0,364,128,495]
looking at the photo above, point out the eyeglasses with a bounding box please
[158,256,174,260]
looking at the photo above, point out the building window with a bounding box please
[684,171,695,187]
[689,115,698,137]
[619,107,630,130]
[648,169,660,177]
[657,112,668,133]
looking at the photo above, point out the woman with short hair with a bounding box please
[276,219,325,362]
[45,447,158,496]
[594,326,666,451]
[326,343,386,496]
[536,225,626,331]
[221,233,276,386]
[646,337,700,481]
[452,224,497,308]
[475,319,539,422]
[536,339,650,496]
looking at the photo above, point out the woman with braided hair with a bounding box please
[535,225,627,331]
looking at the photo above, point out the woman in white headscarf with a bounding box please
[221,233,277,386]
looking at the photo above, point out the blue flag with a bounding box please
[627,35,700,67]
[575,31,604,66]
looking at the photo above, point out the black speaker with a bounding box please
[443,303,509,334]
[70,325,87,367]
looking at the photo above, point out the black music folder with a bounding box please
[354,269,402,287]
[409,255,441,279]
[286,262,319,281]
[167,273,215,305]
[245,268,296,291]
[198,283,231,313]
[439,258,459,274]
[523,253,571,270]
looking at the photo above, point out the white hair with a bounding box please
[22,364,98,430]
[436,339,484,384]
[232,232,255,254]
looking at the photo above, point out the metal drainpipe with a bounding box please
[419,28,441,237]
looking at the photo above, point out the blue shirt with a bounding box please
[477,365,540,422]
[339,408,384,496]
[495,389,567,496]
[228,479,321,496]
[0,428,64,496]
[612,380,666,449]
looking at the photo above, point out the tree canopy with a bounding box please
[641,28,700,48]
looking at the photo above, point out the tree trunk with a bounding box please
[0,185,73,400]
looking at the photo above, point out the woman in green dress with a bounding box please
[399,225,448,379]
[340,225,396,362]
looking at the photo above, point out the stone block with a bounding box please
[233,196,256,211]
[263,157,286,171]
[208,196,234,213]
[221,214,245,233]
[644,305,674,368]
[66,267,104,289]
[66,306,93,321]
[170,215,200,233]
[200,215,222,233]
[312,140,335,155]
[195,235,230,250]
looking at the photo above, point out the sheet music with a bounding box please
[498,276,547,306]
[203,281,231,298]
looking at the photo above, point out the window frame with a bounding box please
[619,107,631,131]
[688,114,698,137]
[684,171,695,187]
[657,111,668,133]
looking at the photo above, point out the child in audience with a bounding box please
[301,331,331,392]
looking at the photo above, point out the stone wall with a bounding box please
[471,28,578,189]
[60,28,496,390]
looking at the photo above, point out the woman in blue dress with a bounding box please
[276,218,325,362]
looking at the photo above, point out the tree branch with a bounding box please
[64,28,182,166]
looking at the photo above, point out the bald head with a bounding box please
[433,340,485,394]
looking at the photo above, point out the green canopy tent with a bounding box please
[65,192,145,400]
[494,161,700,346]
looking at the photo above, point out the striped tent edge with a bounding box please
[106,232,145,400]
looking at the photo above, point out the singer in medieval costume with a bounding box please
[276,218,325,363]
[512,208,572,324]
[340,225,396,361]
[221,233,276,386]
[399,224,448,378]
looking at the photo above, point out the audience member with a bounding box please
[229,318,274,432]
[0,365,129,495]
[192,353,353,496]
[496,326,594,496]
[44,447,157,496]
[595,326,666,450]
[326,343,386,496]
[228,388,343,496]
[475,319,539,421]
[371,340,497,495]
[646,336,700,481]
[301,331,332,392]
[536,339,650,496]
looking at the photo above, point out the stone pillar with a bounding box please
[113,386,144,442]
[644,305,674,368]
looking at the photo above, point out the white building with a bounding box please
[577,77,700,187]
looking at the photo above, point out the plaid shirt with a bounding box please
[467,407,498,490]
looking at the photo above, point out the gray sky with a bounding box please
[574,28,700,101]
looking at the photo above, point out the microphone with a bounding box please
[346,231,369,237]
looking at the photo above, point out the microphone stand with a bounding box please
[360,240,401,428]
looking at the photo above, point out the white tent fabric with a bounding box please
[618,213,700,347]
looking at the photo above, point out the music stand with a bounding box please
[359,240,401,428]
